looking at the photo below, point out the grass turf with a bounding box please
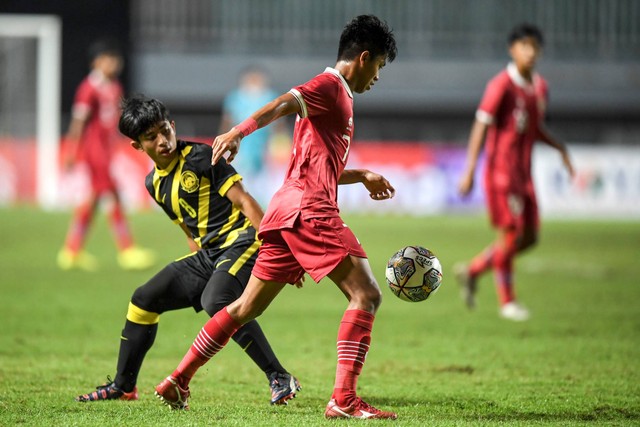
[0,206,638,426]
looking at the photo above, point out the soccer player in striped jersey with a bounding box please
[155,15,399,419]
[455,24,575,321]
[75,95,299,407]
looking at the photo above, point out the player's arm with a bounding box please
[458,119,489,196]
[339,169,395,201]
[225,181,264,232]
[538,125,575,178]
[63,114,89,170]
[178,222,201,252]
[211,93,301,165]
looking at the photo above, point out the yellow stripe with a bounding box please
[126,302,160,325]
[229,239,261,276]
[175,251,198,262]
[218,173,242,197]
[220,217,251,249]
[152,170,162,203]
[197,176,211,239]
[208,206,241,246]
[170,158,184,222]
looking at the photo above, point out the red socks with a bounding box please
[172,307,241,387]
[332,309,374,407]
[468,246,495,278]
[493,230,518,305]
[64,204,93,252]
[109,203,133,250]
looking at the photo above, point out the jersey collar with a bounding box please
[507,62,538,90]
[324,67,353,99]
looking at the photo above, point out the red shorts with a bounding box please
[486,188,539,232]
[84,150,117,194]
[253,215,367,284]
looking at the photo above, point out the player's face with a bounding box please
[133,120,177,168]
[354,53,387,94]
[509,37,541,75]
[94,54,123,80]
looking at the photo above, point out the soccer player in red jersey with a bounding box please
[154,15,399,419]
[455,24,575,321]
[58,40,154,271]
[74,95,299,407]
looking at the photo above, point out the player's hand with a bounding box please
[561,151,575,179]
[211,129,242,165]
[362,171,395,201]
[291,275,306,289]
[458,172,475,197]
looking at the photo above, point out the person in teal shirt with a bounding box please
[220,66,281,205]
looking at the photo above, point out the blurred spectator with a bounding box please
[219,66,285,205]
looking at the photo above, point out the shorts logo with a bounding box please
[180,171,199,193]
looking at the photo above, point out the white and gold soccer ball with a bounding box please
[385,245,443,302]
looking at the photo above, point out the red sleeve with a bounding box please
[72,79,95,120]
[291,74,338,118]
[476,74,507,125]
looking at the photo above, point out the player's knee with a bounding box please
[351,279,383,311]
[201,299,227,317]
[227,298,263,324]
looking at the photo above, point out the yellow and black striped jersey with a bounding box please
[145,140,257,250]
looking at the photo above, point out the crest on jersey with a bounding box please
[180,170,200,193]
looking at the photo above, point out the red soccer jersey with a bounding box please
[260,67,354,232]
[477,63,548,193]
[72,70,123,162]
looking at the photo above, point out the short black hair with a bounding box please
[508,23,544,47]
[119,95,170,141]
[337,15,397,63]
[88,38,122,62]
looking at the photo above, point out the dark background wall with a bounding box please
[0,0,130,113]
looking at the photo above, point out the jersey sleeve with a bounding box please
[72,80,95,121]
[212,159,242,197]
[289,75,338,119]
[145,171,179,223]
[476,75,507,125]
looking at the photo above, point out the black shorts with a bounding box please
[131,239,259,314]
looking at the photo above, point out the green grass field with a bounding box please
[0,207,638,426]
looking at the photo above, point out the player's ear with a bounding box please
[359,50,371,64]
[170,120,176,132]
[130,140,142,151]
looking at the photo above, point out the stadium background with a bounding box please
[0,0,639,218]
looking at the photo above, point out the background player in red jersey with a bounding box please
[455,23,575,321]
[154,15,399,419]
[58,39,154,271]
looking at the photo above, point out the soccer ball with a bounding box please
[385,246,443,302]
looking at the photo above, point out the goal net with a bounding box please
[0,14,61,208]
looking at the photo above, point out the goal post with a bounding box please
[0,14,61,208]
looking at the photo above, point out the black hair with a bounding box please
[337,15,397,63]
[119,95,170,141]
[88,38,122,62]
[508,23,544,47]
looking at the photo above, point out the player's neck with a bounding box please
[334,60,357,92]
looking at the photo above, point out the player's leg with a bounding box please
[57,193,100,271]
[155,275,286,409]
[75,261,196,402]
[104,184,155,271]
[286,216,393,419]
[200,270,300,404]
[516,190,540,254]
[454,189,499,308]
